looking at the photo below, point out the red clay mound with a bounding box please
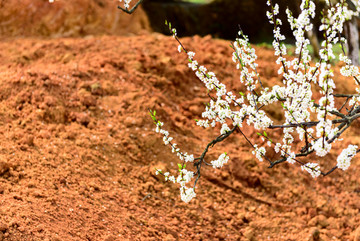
[0,33,358,240]
[0,0,151,37]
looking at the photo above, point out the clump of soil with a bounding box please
[0,32,358,240]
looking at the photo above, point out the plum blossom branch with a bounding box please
[148,0,360,202]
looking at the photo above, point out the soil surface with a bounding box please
[0,0,150,37]
[0,3,359,241]
[0,33,358,241]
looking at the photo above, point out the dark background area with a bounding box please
[142,0,326,43]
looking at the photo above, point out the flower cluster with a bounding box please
[180,186,196,203]
[287,0,315,65]
[155,168,196,203]
[154,119,194,162]
[220,123,230,135]
[252,145,266,162]
[337,144,358,170]
[150,110,196,202]
[301,162,321,178]
[211,153,230,168]
[312,138,332,157]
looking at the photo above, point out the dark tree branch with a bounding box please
[193,126,238,188]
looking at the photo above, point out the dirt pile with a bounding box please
[0,33,358,240]
[0,0,150,37]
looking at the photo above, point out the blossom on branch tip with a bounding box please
[286,152,296,164]
[119,0,132,9]
[184,154,195,162]
[220,123,230,135]
[187,51,195,59]
[313,138,332,157]
[252,145,266,162]
[337,145,358,171]
[301,163,321,178]
[180,187,196,203]
[211,153,230,168]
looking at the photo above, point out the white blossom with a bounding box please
[313,138,332,157]
[252,145,266,162]
[337,144,358,171]
[286,152,296,164]
[180,187,196,203]
[220,123,230,135]
[119,0,132,9]
[301,163,321,178]
[211,153,230,168]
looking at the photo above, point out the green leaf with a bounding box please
[165,20,168,25]
[239,91,245,96]
[263,131,268,137]
[149,110,157,122]
[257,132,262,136]
[177,163,182,170]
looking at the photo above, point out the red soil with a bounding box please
[0,2,359,241]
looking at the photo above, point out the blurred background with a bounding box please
[0,0,326,42]
[1,0,360,63]
[0,0,151,37]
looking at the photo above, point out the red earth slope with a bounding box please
[0,33,358,240]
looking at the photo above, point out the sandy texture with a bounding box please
[0,32,358,241]
[0,0,150,37]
